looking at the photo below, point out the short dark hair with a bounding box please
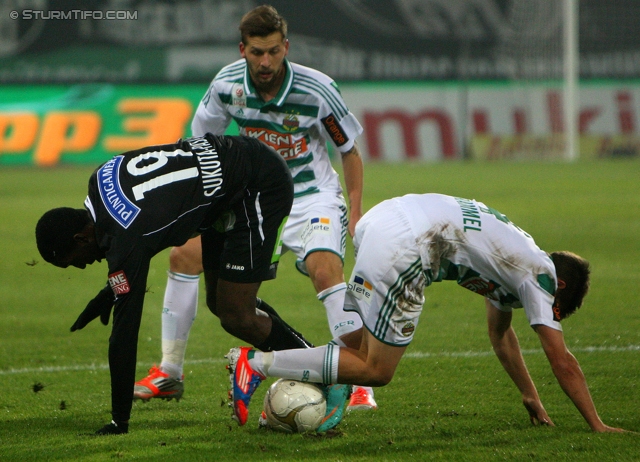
[551,251,591,320]
[35,208,90,265]
[239,5,287,44]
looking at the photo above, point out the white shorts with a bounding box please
[344,199,427,346]
[281,192,348,276]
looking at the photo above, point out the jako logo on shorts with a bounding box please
[348,275,373,302]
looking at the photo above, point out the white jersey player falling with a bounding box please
[255,193,562,387]
[345,193,560,347]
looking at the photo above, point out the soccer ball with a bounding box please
[262,379,326,433]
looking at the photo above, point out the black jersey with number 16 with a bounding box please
[82,133,292,423]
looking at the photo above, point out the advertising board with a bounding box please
[1,82,638,166]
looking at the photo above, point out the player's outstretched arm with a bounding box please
[486,301,554,426]
[534,324,626,433]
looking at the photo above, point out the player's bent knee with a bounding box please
[218,312,250,336]
[169,245,203,275]
[370,374,393,387]
[218,318,235,335]
[364,366,394,387]
[310,269,340,292]
[306,252,343,289]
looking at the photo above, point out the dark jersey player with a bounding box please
[35,134,312,435]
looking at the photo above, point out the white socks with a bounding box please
[160,271,199,379]
[252,345,340,384]
[318,282,362,338]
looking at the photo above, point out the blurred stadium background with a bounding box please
[0,0,639,166]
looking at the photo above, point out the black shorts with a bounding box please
[201,140,293,283]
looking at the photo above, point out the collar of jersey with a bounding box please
[243,58,294,108]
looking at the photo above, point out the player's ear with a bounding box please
[73,223,94,244]
[73,233,89,245]
[239,41,246,57]
[557,279,567,290]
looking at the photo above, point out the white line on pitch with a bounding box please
[1,344,638,376]
[404,344,640,359]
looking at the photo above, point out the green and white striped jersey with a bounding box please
[192,59,363,198]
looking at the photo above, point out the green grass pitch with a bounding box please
[1,158,639,461]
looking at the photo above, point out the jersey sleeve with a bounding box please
[315,81,363,153]
[518,278,562,331]
[191,80,232,137]
[485,279,561,331]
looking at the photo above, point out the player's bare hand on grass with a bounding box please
[523,398,554,427]
[595,424,632,433]
[70,284,114,331]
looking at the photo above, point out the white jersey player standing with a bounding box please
[226,193,628,433]
[134,5,376,413]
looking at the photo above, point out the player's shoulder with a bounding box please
[289,61,349,114]
[213,59,246,84]
[290,61,342,94]
[290,61,334,83]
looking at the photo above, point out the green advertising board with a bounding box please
[0,84,240,166]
